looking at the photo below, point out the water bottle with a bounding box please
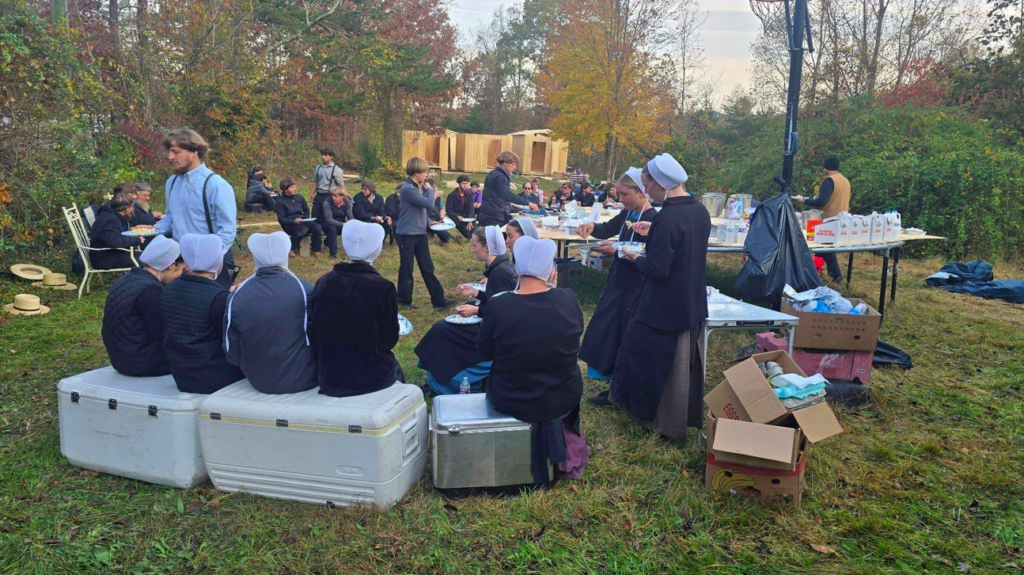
[459,377,471,395]
[726,221,737,245]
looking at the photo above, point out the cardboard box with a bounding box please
[756,332,873,383]
[706,448,806,508]
[780,299,881,352]
[706,350,804,424]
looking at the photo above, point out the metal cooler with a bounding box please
[430,394,549,489]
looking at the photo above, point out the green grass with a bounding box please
[3,183,1024,573]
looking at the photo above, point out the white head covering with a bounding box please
[139,235,180,271]
[646,153,689,189]
[179,233,224,279]
[343,220,385,263]
[515,217,540,240]
[513,236,557,285]
[485,226,507,256]
[248,231,291,270]
[624,167,644,190]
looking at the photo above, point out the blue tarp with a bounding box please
[925,261,1024,304]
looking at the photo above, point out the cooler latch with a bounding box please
[70,392,80,403]
[108,399,117,410]
[449,425,462,437]
[348,425,362,434]
[276,419,289,428]
[210,412,222,420]
[148,405,158,417]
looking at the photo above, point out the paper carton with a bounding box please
[869,213,886,243]
[705,448,806,508]
[883,212,902,241]
[706,350,803,424]
[813,217,844,245]
[849,216,868,244]
[780,299,881,352]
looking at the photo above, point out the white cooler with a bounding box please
[198,381,427,509]
[57,366,208,488]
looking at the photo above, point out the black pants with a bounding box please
[823,253,843,281]
[215,247,238,289]
[250,193,277,212]
[396,233,446,306]
[428,228,453,243]
[310,193,331,221]
[281,222,323,254]
[453,218,473,239]
[324,222,343,255]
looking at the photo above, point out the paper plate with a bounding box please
[300,217,317,222]
[462,218,477,222]
[445,314,483,325]
[520,210,547,217]
[466,282,487,293]
[121,228,163,238]
[613,241,646,256]
[397,314,413,336]
[430,217,457,231]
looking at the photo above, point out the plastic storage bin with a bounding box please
[198,381,427,509]
[57,366,208,488]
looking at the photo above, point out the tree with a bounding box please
[538,0,675,179]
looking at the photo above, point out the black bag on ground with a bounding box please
[824,379,870,406]
[734,193,821,307]
[873,339,912,370]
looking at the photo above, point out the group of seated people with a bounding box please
[546,180,619,210]
[88,183,164,270]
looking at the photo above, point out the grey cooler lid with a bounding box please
[432,394,527,432]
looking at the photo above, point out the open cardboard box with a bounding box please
[704,351,844,471]
[705,445,806,508]
[780,299,881,352]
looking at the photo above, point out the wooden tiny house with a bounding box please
[403,129,568,176]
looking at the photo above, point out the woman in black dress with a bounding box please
[414,226,517,394]
[609,153,710,441]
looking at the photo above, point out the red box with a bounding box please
[756,332,873,383]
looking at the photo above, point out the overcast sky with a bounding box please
[448,0,762,102]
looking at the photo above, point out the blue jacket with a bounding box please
[479,166,528,226]
[396,178,435,235]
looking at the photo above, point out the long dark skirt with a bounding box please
[579,286,636,375]
[414,319,481,385]
[610,320,705,440]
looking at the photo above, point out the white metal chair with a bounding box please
[64,203,139,299]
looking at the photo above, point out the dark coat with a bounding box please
[354,193,386,221]
[102,268,170,377]
[90,204,142,270]
[275,193,310,227]
[479,166,528,226]
[130,203,159,226]
[446,189,475,220]
[310,261,400,397]
[384,194,401,221]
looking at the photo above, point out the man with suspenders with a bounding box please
[156,129,239,288]
[311,146,346,223]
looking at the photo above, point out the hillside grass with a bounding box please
[2,179,1024,574]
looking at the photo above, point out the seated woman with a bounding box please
[477,236,588,483]
[310,220,403,397]
[161,233,244,394]
[102,235,187,377]
[90,193,145,270]
[322,186,353,259]
[414,226,517,395]
[224,232,317,394]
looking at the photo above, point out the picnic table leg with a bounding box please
[846,253,854,290]
[878,250,890,320]
[890,247,900,302]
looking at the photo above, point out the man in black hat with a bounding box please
[794,155,851,282]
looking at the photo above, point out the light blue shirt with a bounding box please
[157,163,237,253]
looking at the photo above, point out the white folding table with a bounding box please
[703,293,799,379]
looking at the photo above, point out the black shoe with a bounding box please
[399,302,418,310]
[432,299,457,311]
[587,390,612,407]
[329,253,337,259]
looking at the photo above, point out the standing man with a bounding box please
[794,155,850,282]
[447,175,476,239]
[477,151,537,227]
[395,158,456,311]
[157,129,238,288]
[311,146,345,222]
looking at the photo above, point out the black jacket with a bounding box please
[274,193,309,227]
[130,203,159,226]
[90,204,142,270]
[354,193,386,221]
[446,190,475,220]
[632,195,711,331]
[310,261,400,397]
[161,274,244,394]
[477,288,584,423]
[574,190,596,207]
[102,268,170,377]
[475,253,517,311]
[384,194,401,221]
[479,166,528,226]
[246,180,272,203]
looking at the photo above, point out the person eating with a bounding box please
[505,217,540,255]
[574,181,596,207]
[161,233,244,394]
[322,186,353,259]
[224,231,317,394]
[549,182,573,209]
[275,177,323,256]
[129,183,161,225]
[477,236,588,483]
[353,180,392,240]
[90,193,146,270]
[415,226,518,395]
[310,220,404,397]
[446,175,476,239]
[575,168,657,403]
[609,153,710,441]
[102,235,186,377]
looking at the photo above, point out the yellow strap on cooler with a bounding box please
[198,399,424,436]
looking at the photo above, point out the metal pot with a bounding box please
[700,193,727,218]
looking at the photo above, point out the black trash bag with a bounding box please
[924,261,993,287]
[824,379,870,406]
[873,339,912,370]
[735,193,820,307]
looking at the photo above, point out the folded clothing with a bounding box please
[770,373,828,399]
[781,391,826,410]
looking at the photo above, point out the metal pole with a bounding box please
[779,0,810,192]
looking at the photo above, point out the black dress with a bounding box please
[578,206,658,375]
[414,253,517,385]
[609,195,710,439]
